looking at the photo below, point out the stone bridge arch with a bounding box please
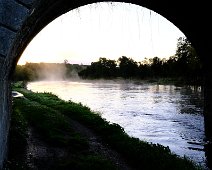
[0,0,211,168]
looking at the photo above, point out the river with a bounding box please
[27,80,207,168]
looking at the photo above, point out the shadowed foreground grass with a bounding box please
[7,88,203,170]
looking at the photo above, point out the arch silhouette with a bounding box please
[0,0,211,168]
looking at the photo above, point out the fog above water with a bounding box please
[37,64,67,80]
[30,63,81,81]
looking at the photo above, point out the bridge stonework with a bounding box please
[0,0,211,169]
[0,0,35,168]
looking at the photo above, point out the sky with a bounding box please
[18,2,185,65]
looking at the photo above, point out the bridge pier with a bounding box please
[204,61,212,168]
[204,79,212,141]
[0,80,11,169]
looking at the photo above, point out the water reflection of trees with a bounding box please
[178,86,204,115]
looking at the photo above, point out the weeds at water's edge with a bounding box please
[7,88,203,170]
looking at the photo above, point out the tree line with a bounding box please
[78,37,203,85]
[13,37,203,85]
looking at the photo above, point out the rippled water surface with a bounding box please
[27,80,206,167]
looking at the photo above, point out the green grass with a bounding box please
[12,98,87,148]
[10,88,203,170]
[9,95,117,169]
[7,107,28,169]
[53,154,117,170]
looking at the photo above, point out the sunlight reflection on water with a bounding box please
[27,80,206,168]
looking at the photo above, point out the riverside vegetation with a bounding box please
[5,82,203,170]
[13,37,203,86]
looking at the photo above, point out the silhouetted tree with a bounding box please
[78,57,117,78]
[175,37,202,83]
[118,56,138,78]
[137,59,152,79]
[149,57,163,77]
[163,56,178,77]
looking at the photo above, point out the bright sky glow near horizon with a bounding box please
[18,2,185,65]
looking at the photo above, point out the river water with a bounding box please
[27,80,207,168]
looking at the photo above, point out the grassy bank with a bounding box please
[7,88,202,170]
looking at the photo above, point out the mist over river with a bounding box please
[27,80,207,168]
